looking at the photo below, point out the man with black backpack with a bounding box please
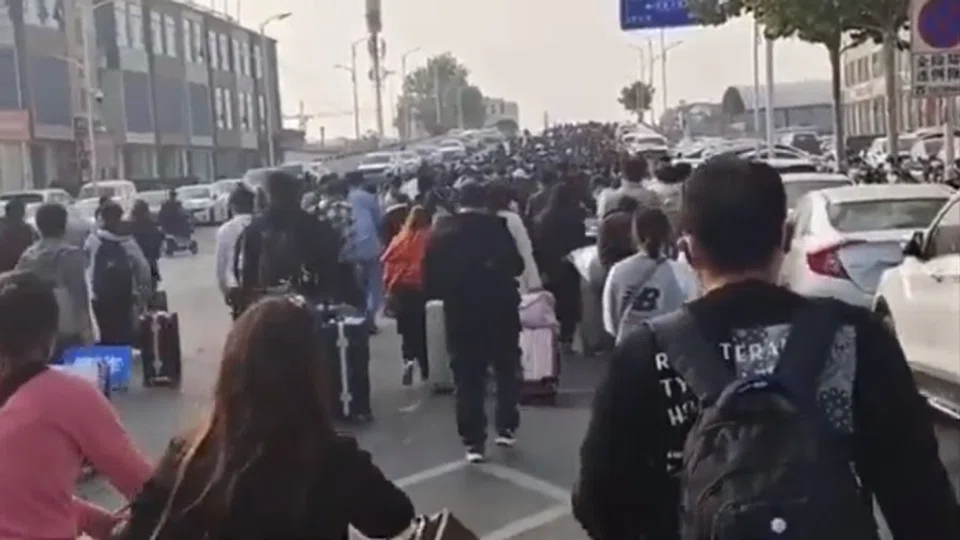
[237,171,340,310]
[84,203,152,345]
[572,157,960,540]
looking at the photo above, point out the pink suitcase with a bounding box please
[518,292,561,405]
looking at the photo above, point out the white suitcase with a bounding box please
[425,299,454,394]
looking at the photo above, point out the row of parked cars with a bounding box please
[356,128,507,177]
[0,178,243,242]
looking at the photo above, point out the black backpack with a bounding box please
[238,224,301,292]
[93,239,134,304]
[647,302,876,540]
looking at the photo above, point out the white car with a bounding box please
[21,201,92,247]
[780,183,953,308]
[396,151,422,175]
[0,188,73,208]
[781,172,853,219]
[176,184,221,225]
[357,152,401,176]
[210,178,241,220]
[873,193,960,419]
[864,135,918,168]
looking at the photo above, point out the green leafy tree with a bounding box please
[688,0,906,166]
[395,53,486,136]
[618,80,655,122]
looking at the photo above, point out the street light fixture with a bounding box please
[258,11,292,166]
[398,47,421,140]
[334,37,367,141]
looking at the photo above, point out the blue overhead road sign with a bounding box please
[621,0,697,31]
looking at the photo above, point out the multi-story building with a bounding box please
[842,37,960,137]
[720,80,834,135]
[483,97,519,127]
[0,0,281,191]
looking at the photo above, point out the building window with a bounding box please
[192,21,204,63]
[115,2,129,48]
[24,0,61,29]
[182,19,193,62]
[150,11,163,55]
[219,34,230,72]
[214,88,224,129]
[128,2,144,50]
[232,38,241,73]
[258,94,266,130]
[245,93,254,130]
[239,42,249,76]
[223,88,233,129]
[253,44,262,78]
[208,31,218,69]
[163,14,176,57]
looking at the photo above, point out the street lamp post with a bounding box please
[78,0,114,187]
[650,33,683,125]
[334,37,366,141]
[399,47,421,140]
[258,11,291,166]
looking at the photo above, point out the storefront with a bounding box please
[0,110,32,191]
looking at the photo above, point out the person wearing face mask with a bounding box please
[0,271,152,540]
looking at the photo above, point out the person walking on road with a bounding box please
[343,172,385,332]
[214,186,255,319]
[16,203,95,357]
[382,206,431,386]
[120,296,415,539]
[128,200,164,291]
[424,182,524,463]
[595,155,661,218]
[85,203,152,346]
[573,157,960,540]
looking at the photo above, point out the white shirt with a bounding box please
[496,209,542,293]
[214,214,252,296]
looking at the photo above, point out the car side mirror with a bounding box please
[902,231,925,258]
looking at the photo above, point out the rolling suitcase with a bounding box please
[425,299,454,394]
[317,311,372,422]
[518,292,561,405]
[137,311,183,387]
[147,289,168,312]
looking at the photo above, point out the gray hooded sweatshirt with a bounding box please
[601,251,701,343]
[84,228,153,305]
[16,237,94,341]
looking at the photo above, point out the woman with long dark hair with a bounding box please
[382,206,431,385]
[123,296,414,538]
[532,182,590,349]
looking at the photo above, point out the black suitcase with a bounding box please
[317,312,371,422]
[138,311,182,387]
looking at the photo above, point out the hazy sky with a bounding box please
[231,0,831,138]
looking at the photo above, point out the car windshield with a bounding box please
[0,192,44,205]
[882,137,917,152]
[784,180,850,209]
[827,197,948,232]
[24,203,41,220]
[362,154,392,164]
[139,191,168,205]
[74,198,99,219]
[213,180,240,194]
[178,186,211,199]
[634,137,664,145]
[78,185,118,199]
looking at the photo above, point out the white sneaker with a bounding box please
[495,431,516,447]
[465,447,486,463]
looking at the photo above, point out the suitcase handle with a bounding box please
[336,322,352,418]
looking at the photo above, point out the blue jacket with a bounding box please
[344,188,383,262]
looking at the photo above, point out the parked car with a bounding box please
[357,152,401,176]
[396,150,422,175]
[176,184,222,225]
[874,192,960,419]
[781,172,854,218]
[0,188,73,208]
[22,201,92,247]
[136,190,169,219]
[210,178,241,220]
[864,135,918,168]
[780,183,953,308]
[77,179,139,214]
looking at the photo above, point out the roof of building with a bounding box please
[721,80,832,114]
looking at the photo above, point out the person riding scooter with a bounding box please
[158,188,197,255]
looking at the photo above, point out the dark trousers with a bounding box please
[452,348,521,447]
[395,285,428,377]
[545,261,581,344]
[92,299,135,345]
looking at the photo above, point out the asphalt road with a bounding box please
[77,227,960,539]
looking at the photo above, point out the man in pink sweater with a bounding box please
[0,271,152,539]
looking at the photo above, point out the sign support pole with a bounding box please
[946,99,957,172]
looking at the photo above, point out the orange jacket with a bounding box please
[381,229,430,292]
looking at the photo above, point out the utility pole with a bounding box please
[764,35,775,157]
[349,42,361,140]
[456,88,464,129]
[433,62,442,129]
[366,0,384,137]
[752,19,762,150]
[399,47,421,140]
[659,28,668,122]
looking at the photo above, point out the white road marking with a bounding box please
[480,463,571,502]
[480,503,571,540]
[394,460,468,488]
